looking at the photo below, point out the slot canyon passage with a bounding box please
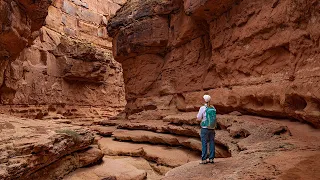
[0,0,320,179]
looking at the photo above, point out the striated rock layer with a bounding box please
[0,114,103,180]
[0,0,127,119]
[107,0,320,127]
[0,1,126,179]
[0,0,52,87]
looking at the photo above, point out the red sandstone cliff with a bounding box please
[0,0,51,88]
[0,0,319,179]
[107,0,320,128]
[0,0,126,119]
[0,0,127,179]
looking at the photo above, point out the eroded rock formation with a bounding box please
[0,0,127,120]
[1,0,319,179]
[0,114,102,180]
[85,110,319,179]
[107,0,320,128]
[0,0,127,179]
[0,0,52,88]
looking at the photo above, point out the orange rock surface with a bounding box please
[0,0,126,119]
[107,0,320,128]
[1,0,320,179]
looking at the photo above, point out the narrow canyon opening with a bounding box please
[0,0,320,179]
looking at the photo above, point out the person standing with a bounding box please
[197,94,217,164]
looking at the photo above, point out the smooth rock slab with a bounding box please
[112,129,232,158]
[64,157,147,180]
[105,119,200,137]
[112,129,187,146]
[90,126,117,136]
[98,138,199,167]
[111,157,164,180]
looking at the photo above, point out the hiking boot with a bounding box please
[199,160,207,164]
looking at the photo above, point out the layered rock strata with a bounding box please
[88,111,319,180]
[86,111,304,179]
[0,1,127,179]
[163,118,320,180]
[107,0,320,127]
[0,0,52,87]
[0,114,102,180]
[0,0,127,119]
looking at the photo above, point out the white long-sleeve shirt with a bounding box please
[197,105,208,128]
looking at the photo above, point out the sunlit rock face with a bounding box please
[0,0,127,119]
[107,0,320,128]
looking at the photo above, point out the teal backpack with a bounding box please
[201,106,217,129]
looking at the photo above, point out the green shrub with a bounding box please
[55,129,81,142]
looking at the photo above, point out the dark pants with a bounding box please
[200,128,215,161]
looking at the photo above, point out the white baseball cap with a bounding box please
[203,95,211,102]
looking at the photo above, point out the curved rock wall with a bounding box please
[107,0,320,127]
[0,0,127,119]
[0,0,51,88]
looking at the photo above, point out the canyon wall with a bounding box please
[0,0,127,119]
[107,0,320,127]
[0,0,51,87]
[0,1,128,179]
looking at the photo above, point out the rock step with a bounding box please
[98,137,199,168]
[112,129,198,149]
[108,156,166,179]
[97,119,200,137]
[95,119,237,156]
[119,121,200,138]
[96,119,126,126]
[112,129,232,158]
[101,156,171,179]
[64,157,147,180]
[163,112,199,126]
[90,126,117,137]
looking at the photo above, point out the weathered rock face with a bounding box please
[0,0,127,119]
[0,2,127,179]
[87,111,320,179]
[108,0,320,127]
[0,0,52,58]
[163,117,320,180]
[0,0,51,88]
[0,114,102,180]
